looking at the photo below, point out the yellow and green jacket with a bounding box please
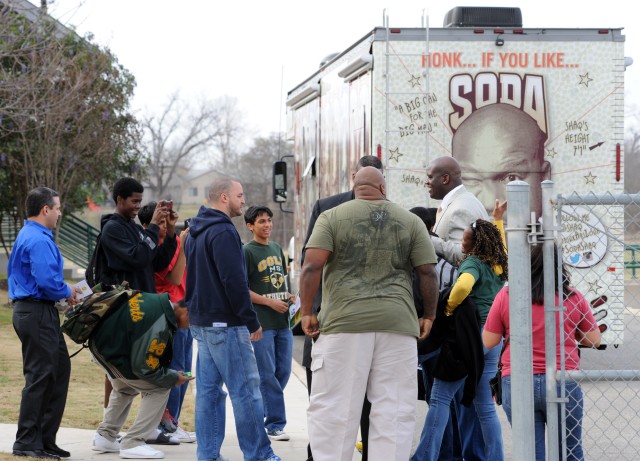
[90,291,179,388]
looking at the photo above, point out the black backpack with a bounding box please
[61,283,138,357]
[85,231,107,288]
[85,218,121,288]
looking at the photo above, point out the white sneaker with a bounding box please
[267,429,290,441]
[119,444,165,459]
[173,426,197,443]
[93,432,120,452]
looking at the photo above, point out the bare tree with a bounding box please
[624,104,640,235]
[140,93,222,199]
[139,93,248,199]
[210,95,246,171]
[0,5,140,236]
[625,130,640,193]
[235,133,294,246]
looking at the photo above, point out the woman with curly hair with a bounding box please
[412,203,508,461]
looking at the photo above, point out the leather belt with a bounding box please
[13,297,55,306]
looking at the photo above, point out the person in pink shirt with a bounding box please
[483,243,601,461]
[138,202,195,444]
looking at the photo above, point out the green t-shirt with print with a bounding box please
[244,240,289,330]
[457,255,505,325]
[306,199,437,337]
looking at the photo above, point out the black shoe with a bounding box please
[145,430,180,445]
[44,444,70,458]
[12,449,60,459]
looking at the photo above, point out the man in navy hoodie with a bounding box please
[185,177,281,461]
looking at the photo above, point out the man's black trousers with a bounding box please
[12,300,70,451]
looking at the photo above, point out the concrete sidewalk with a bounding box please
[0,359,512,460]
[0,360,361,461]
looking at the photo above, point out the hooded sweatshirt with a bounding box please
[100,213,161,293]
[184,206,260,332]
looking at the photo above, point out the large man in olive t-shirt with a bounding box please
[299,167,439,461]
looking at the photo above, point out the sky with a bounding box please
[39,0,639,137]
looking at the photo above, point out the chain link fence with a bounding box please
[556,192,640,460]
[505,183,640,460]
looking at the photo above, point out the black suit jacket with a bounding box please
[301,190,354,367]
[300,190,354,266]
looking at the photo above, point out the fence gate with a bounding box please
[553,191,640,460]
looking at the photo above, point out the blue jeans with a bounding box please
[417,350,463,461]
[190,325,274,461]
[167,327,193,422]
[411,377,467,461]
[503,375,584,461]
[252,327,293,432]
[456,340,504,461]
[454,404,486,461]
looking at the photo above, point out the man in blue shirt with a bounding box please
[8,186,81,460]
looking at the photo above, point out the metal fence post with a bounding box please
[542,180,560,461]
[506,180,535,461]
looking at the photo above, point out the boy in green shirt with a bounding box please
[243,206,295,441]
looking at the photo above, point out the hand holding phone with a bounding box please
[176,370,195,385]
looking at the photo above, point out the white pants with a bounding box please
[308,332,417,461]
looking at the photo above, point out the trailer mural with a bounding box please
[285,14,626,343]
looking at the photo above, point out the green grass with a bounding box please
[0,305,12,390]
[0,304,10,325]
[0,294,195,454]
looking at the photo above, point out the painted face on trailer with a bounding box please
[453,104,550,218]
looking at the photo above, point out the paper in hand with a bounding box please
[58,280,94,309]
